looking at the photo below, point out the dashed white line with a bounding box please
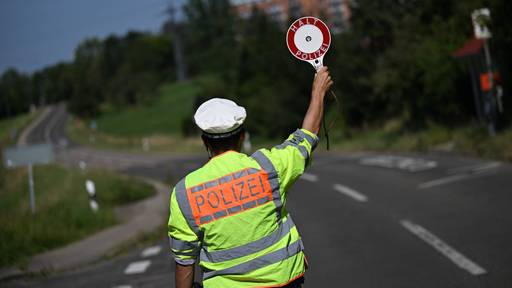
[141,245,162,257]
[471,162,501,172]
[400,219,486,276]
[333,184,368,202]
[418,174,472,189]
[448,161,501,174]
[418,169,496,189]
[300,173,318,182]
[124,260,151,274]
[112,286,132,288]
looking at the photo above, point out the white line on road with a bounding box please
[359,155,437,172]
[300,173,318,182]
[400,220,486,276]
[124,260,151,274]
[448,161,501,174]
[418,170,496,189]
[112,286,132,288]
[141,245,162,257]
[418,174,472,189]
[333,184,368,202]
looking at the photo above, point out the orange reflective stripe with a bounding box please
[186,168,273,226]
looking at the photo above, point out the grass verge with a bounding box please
[0,110,41,146]
[67,81,204,152]
[0,164,155,268]
[96,81,199,136]
[330,120,512,161]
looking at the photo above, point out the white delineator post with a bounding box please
[142,137,151,152]
[243,132,252,153]
[79,160,87,172]
[86,179,98,212]
[28,163,35,214]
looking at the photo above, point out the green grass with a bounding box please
[67,81,204,152]
[0,164,155,268]
[331,120,512,162]
[65,78,512,161]
[96,81,200,136]
[67,117,204,153]
[0,110,41,146]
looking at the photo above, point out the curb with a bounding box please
[0,178,169,282]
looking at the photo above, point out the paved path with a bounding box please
[3,107,512,287]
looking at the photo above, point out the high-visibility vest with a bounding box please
[168,129,318,288]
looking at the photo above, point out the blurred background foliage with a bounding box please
[0,0,511,140]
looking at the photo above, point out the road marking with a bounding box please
[400,220,486,276]
[112,286,132,288]
[141,245,162,257]
[333,184,368,202]
[418,169,496,189]
[124,260,151,274]
[418,174,472,189]
[360,155,437,172]
[300,173,318,182]
[449,162,501,174]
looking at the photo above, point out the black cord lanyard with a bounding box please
[322,90,340,151]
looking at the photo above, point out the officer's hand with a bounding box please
[312,66,333,99]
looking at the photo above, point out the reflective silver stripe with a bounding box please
[173,250,199,257]
[175,258,195,265]
[247,168,260,175]
[200,216,296,263]
[293,129,318,150]
[218,174,233,184]
[203,239,304,280]
[174,179,202,236]
[192,168,260,194]
[250,151,282,221]
[276,142,309,160]
[204,180,218,189]
[233,169,247,179]
[200,215,213,224]
[191,185,204,193]
[169,236,199,251]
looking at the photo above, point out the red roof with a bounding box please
[453,38,484,58]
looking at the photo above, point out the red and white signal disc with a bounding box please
[286,17,331,70]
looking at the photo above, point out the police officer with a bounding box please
[169,67,333,288]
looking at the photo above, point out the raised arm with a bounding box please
[175,263,194,288]
[301,66,333,134]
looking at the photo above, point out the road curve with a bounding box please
[4,107,512,288]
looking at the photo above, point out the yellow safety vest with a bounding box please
[168,129,318,287]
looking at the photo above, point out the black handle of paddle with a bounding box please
[322,94,330,150]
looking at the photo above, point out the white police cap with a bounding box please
[194,98,246,138]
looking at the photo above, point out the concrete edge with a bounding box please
[17,106,53,146]
[0,177,170,282]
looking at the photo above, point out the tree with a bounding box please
[183,0,237,78]
[0,69,32,118]
[68,38,104,117]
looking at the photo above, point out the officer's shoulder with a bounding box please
[172,166,207,194]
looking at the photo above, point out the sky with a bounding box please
[0,0,185,74]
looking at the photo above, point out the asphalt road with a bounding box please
[25,103,70,148]
[5,106,512,287]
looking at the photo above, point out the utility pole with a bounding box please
[168,0,187,81]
